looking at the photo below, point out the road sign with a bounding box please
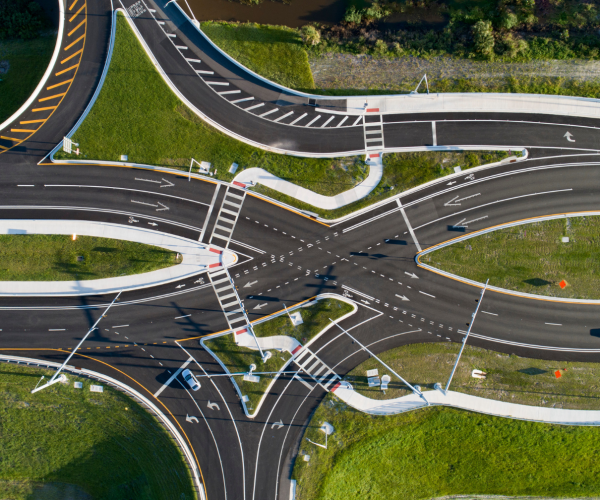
[63,137,79,154]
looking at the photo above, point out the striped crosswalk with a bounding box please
[363,114,384,153]
[208,267,249,331]
[209,186,245,249]
[293,348,340,391]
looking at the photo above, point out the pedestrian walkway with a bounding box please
[331,384,600,425]
[208,185,246,248]
[232,154,383,210]
[235,328,301,354]
[0,220,236,296]
[208,266,250,330]
[294,347,341,391]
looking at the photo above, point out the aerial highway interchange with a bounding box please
[2,0,600,499]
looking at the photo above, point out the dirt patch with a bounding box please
[310,52,600,91]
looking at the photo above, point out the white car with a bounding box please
[182,369,201,391]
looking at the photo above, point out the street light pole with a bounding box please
[444,279,489,394]
[31,291,122,394]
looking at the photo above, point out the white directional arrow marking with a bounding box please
[244,280,258,288]
[395,294,410,301]
[564,131,575,142]
[207,401,220,411]
[453,215,488,228]
[135,177,175,187]
[148,222,158,227]
[253,303,268,310]
[447,181,457,186]
[360,299,370,305]
[160,178,174,188]
[444,193,480,207]
[186,414,199,424]
[405,272,419,279]
[131,200,169,211]
[176,284,186,289]
[271,419,284,430]
[156,202,169,211]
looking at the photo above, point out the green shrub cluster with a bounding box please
[0,0,50,40]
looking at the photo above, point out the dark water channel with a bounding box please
[181,0,348,27]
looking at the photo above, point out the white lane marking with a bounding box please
[293,374,314,390]
[244,102,264,111]
[305,115,321,127]
[352,116,363,126]
[432,121,437,146]
[482,311,498,316]
[199,183,220,242]
[17,185,35,187]
[413,189,573,231]
[341,284,375,301]
[167,33,176,38]
[453,215,488,228]
[206,81,229,86]
[48,328,65,331]
[231,97,254,104]
[153,356,193,398]
[259,108,279,118]
[444,193,481,207]
[44,185,209,206]
[343,206,403,233]
[196,70,214,75]
[468,331,600,352]
[397,199,422,252]
[186,58,201,63]
[274,111,294,123]
[289,113,307,125]
[112,325,129,328]
[321,115,335,128]
[219,90,241,95]
[336,116,349,128]
[229,238,266,254]
[175,45,188,50]
[419,291,436,298]
[545,322,562,326]
[175,314,191,319]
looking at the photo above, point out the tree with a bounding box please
[472,20,495,57]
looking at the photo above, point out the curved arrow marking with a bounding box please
[186,414,199,424]
[271,419,284,430]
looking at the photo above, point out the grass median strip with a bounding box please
[0,234,180,281]
[204,298,352,412]
[0,362,194,500]
[294,398,600,500]
[345,342,600,410]
[424,215,600,299]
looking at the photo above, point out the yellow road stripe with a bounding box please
[39,93,66,102]
[69,0,80,10]
[247,191,330,227]
[0,145,8,150]
[69,3,85,22]
[20,119,46,124]
[64,35,84,51]
[11,129,36,133]
[0,136,19,142]
[68,19,86,37]
[61,48,82,64]
[32,106,57,112]
[47,79,73,90]
[55,63,78,76]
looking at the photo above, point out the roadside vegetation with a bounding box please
[0,234,180,281]
[204,298,351,411]
[0,0,55,123]
[346,342,600,409]
[294,397,600,500]
[0,362,194,500]
[253,150,513,219]
[424,215,600,299]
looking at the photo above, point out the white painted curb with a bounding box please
[416,212,600,304]
[201,294,357,418]
[0,353,205,499]
[0,0,66,132]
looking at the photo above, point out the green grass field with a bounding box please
[201,22,314,89]
[294,400,600,500]
[346,342,600,410]
[0,234,179,281]
[0,35,56,124]
[253,150,512,219]
[0,362,194,500]
[424,215,600,299]
[204,298,351,411]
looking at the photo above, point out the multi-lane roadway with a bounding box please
[2,1,600,499]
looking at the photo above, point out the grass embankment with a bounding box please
[201,21,314,89]
[204,298,351,411]
[0,234,180,281]
[294,398,600,500]
[0,363,194,500]
[253,150,511,219]
[346,342,600,410]
[0,35,56,123]
[424,216,600,300]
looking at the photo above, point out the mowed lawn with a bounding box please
[424,216,600,299]
[0,35,56,123]
[0,363,194,500]
[0,234,179,281]
[294,399,600,500]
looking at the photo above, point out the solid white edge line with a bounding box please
[397,199,422,252]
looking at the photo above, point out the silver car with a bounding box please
[182,369,201,391]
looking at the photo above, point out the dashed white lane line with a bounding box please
[482,311,498,316]
[419,291,436,298]
[48,329,65,331]
[186,58,201,63]
[175,314,191,319]
[196,70,214,75]
[112,324,129,328]
[545,322,563,326]
[206,81,229,86]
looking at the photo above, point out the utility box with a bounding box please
[90,385,103,393]
[74,382,83,389]
[229,162,238,174]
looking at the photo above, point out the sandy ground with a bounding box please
[310,53,600,91]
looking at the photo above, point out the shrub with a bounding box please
[344,6,362,24]
[472,20,495,57]
[301,25,321,46]
[374,39,388,54]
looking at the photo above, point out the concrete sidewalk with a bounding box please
[233,154,383,210]
[235,328,301,354]
[332,384,600,425]
[0,220,236,296]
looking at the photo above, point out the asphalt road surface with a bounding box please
[2,1,600,499]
